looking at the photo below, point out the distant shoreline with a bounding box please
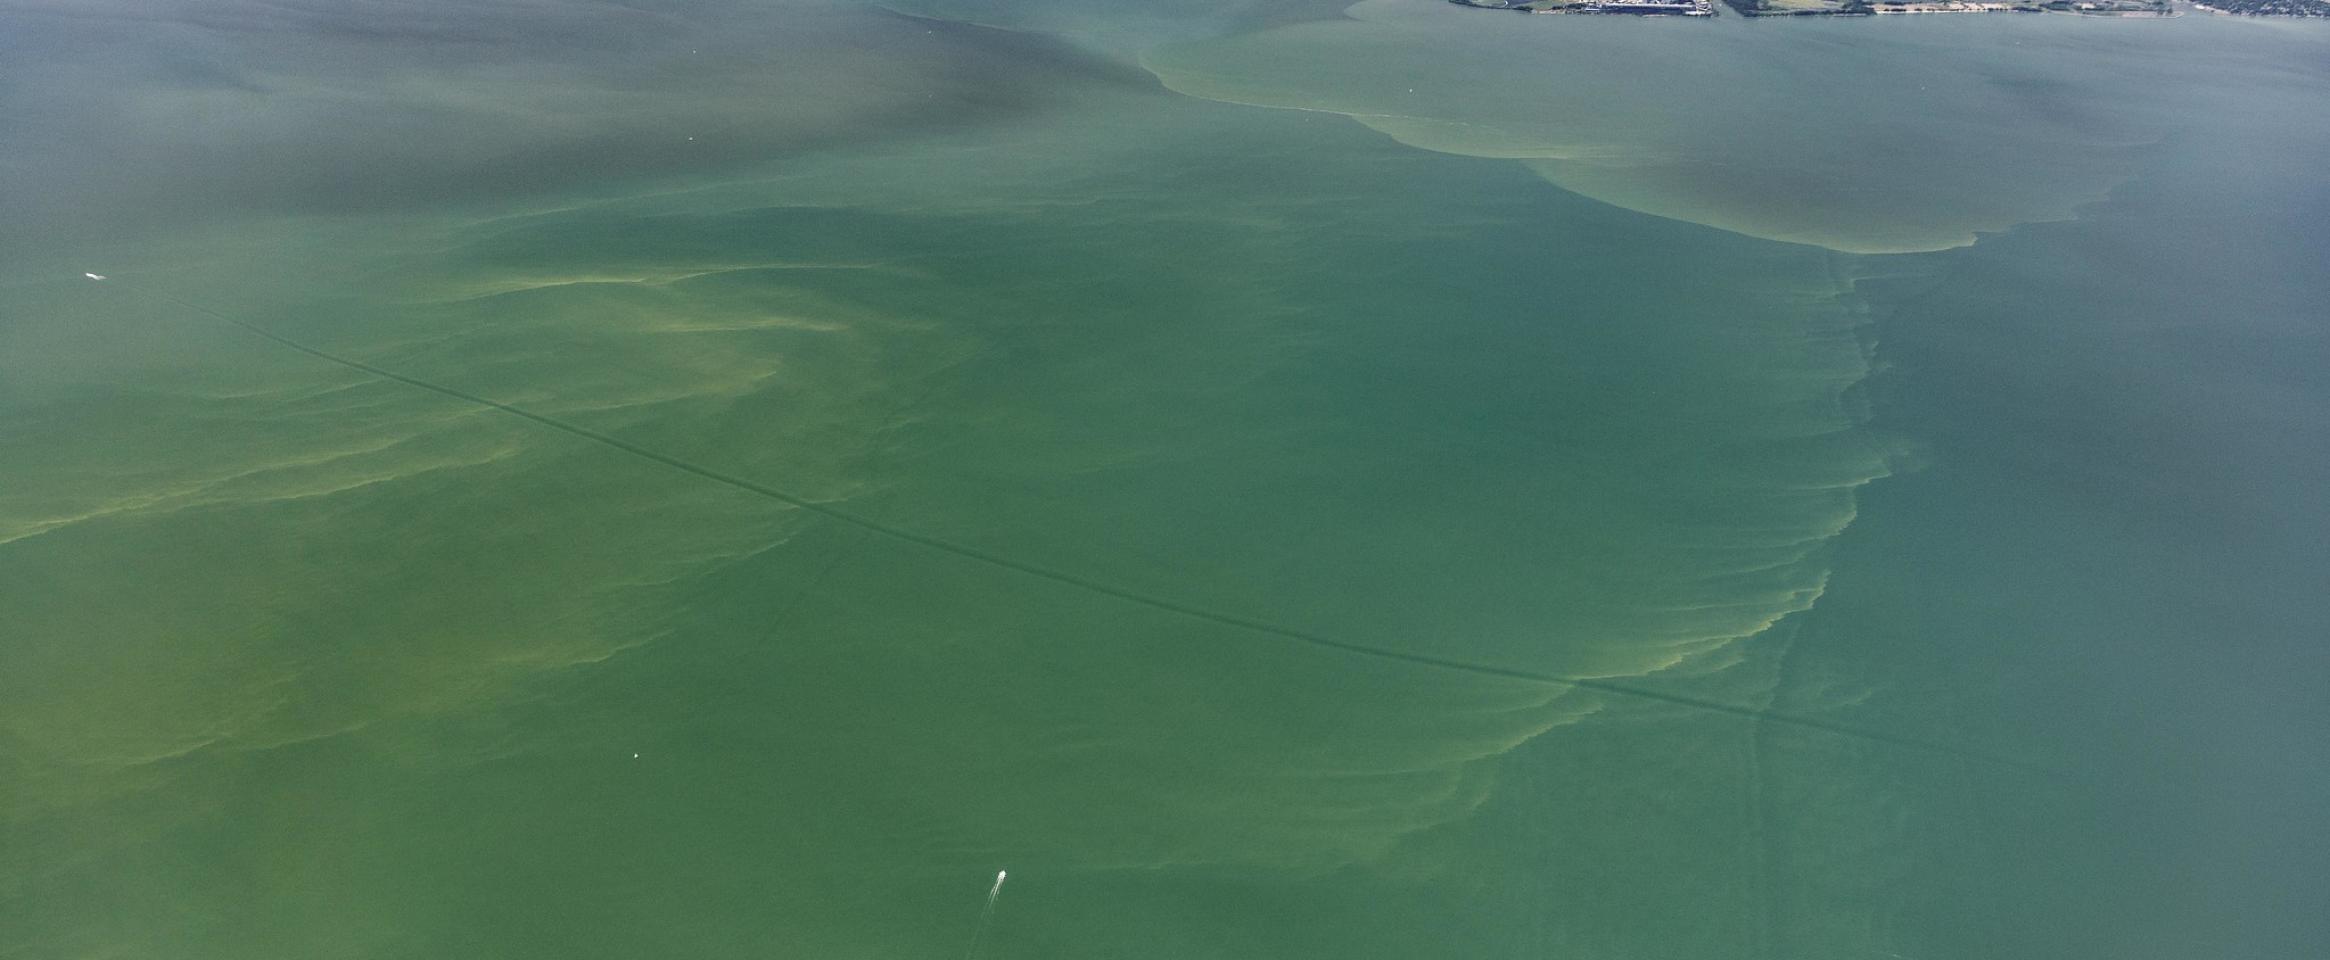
[1450,0,2322,16]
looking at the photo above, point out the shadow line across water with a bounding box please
[130,282,2046,776]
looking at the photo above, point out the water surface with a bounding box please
[3,2,2326,957]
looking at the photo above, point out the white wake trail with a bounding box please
[964,870,1008,960]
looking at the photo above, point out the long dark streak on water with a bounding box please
[147,288,2043,774]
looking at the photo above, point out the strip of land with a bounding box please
[1725,0,2162,15]
[1450,0,2330,15]
[2193,0,2328,14]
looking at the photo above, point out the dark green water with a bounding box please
[3,2,2325,958]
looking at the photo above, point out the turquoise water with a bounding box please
[3,2,2326,957]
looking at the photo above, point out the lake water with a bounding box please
[3,2,2325,957]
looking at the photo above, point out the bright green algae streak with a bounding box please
[3,3,2327,959]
